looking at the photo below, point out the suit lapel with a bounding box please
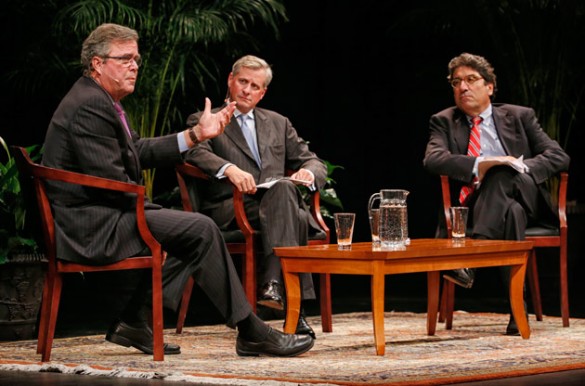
[113,103,141,177]
[453,111,471,154]
[492,105,515,155]
[254,109,270,162]
[125,134,141,179]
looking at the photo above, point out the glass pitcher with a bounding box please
[367,193,381,248]
[368,189,409,249]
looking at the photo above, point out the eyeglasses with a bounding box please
[103,54,142,68]
[449,74,483,88]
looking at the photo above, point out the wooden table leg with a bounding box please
[426,271,440,336]
[370,263,385,355]
[282,267,301,334]
[509,261,531,339]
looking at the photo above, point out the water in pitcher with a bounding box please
[379,203,407,248]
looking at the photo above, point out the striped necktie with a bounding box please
[459,116,482,204]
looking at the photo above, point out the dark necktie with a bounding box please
[114,102,132,138]
[459,116,482,204]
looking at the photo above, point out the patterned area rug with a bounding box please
[1,311,584,385]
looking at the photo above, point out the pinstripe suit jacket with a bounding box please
[42,76,182,265]
[183,107,327,229]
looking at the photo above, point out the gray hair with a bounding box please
[232,55,273,88]
[447,52,497,99]
[81,23,139,76]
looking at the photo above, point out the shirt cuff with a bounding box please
[216,163,233,178]
[177,132,189,153]
[472,156,484,178]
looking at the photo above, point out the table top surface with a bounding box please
[274,238,533,260]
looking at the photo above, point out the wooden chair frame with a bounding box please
[174,162,332,333]
[438,172,569,328]
[11,146,166,361]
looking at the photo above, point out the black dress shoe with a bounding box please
[236,327,314,357]
[505,311,528,336]
[106,320,180,355]
[443,268,475,289]
[286,314,316,339]
[257,280,285,310]
[505,316,520,336]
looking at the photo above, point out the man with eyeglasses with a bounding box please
[423,52,569,335]
[42,23,314,357]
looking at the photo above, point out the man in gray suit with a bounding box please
[423,52,570,335]
[42,23,314,357]
[184,55,327,339]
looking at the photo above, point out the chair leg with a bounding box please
[176,276,195,334]
[438,278,455,328]
[37,269,54,355]
[319,273,333,332]
[560,242,570,327]
[41,273,63,362]
[241,249,256,313]
[439,280,447,323]
[151,265,164,361]
[527,249,543,321]
[444,280,455,330]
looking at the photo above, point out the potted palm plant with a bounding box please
[0,137,46,341]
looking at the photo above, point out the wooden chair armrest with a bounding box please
[175,162,255,238]
[558,172,568,229]
[175,162,209,212]
[175,162,211,181]
[11,146,162,260]
[440,175,453,237]
[285,168,330,241]
[308,190,330,242]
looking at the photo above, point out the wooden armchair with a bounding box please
[11,146,166,361]
[174,162,332,333]
[438,172,569,328]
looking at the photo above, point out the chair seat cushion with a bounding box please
[309,229,327,241]
[222,229,246,243]
[525,226,560,237]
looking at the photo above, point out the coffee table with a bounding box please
[274,238,533,355]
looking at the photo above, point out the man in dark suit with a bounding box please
[42,23,314,357]
[423,52,570,335]
[183,55,327,339]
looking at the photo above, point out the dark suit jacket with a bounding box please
[423,103,570,231]
[184,107,327,229]
[42,76,182,264]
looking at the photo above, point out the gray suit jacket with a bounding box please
[423,103,570,225]
[42,76,182,264]
[184,107,327,229]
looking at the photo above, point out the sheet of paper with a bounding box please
[256,176,312,189]
[479,155,528,174]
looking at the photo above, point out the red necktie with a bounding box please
[459,116,482,204]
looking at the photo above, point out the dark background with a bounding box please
[1,0,584,332]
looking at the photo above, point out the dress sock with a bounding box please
[236,312,270,342]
